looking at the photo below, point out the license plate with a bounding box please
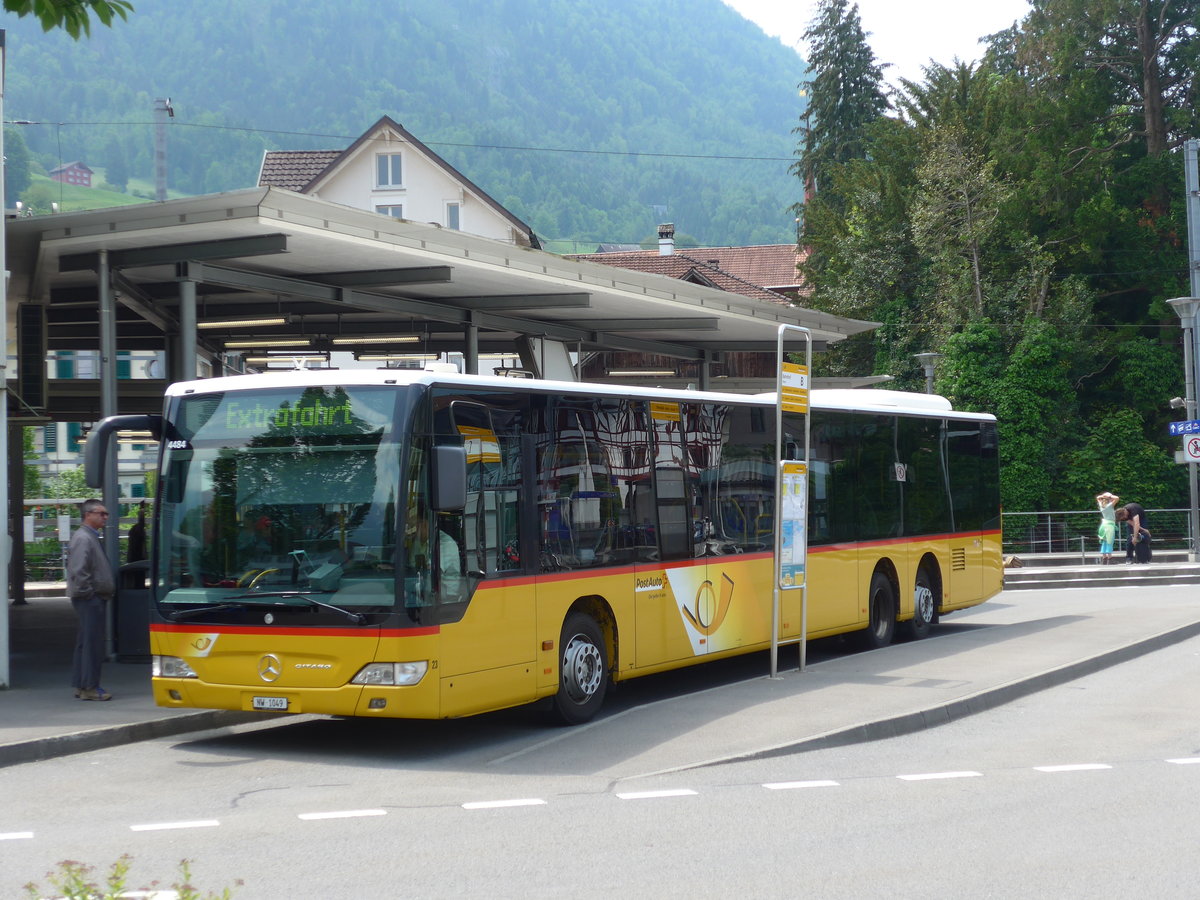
[252,696,288,711]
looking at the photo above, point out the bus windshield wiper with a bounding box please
[166,599,290,622]
[228,590,368,624]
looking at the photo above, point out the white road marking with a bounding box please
[897,771,983,781]
[129,819,220,832]
[298,809,387,820]
[0,831,34,840]
[1033,764,1112,773]
[616,789,698,800]
[1166,758,1200,765]
[763,780,840,790]
[461,798,547,810]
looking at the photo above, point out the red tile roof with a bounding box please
[567,245,807,305]
[258,150,342,192]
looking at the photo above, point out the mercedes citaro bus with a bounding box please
[86,368,1001,724]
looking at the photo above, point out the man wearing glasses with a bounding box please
[66,499,116,701]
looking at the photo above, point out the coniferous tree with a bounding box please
[792,0,888,210]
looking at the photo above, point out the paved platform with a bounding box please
[3,584,1200,771]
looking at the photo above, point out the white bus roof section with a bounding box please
[8,187,876,368]
[169,369,995,422]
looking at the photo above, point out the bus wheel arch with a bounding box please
[862,563,898,650]
[551,598,615,725]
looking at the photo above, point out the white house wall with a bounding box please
[310,132,517,243]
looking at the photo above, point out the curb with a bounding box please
[8,620,1200,773]
[630,618,1200,778]
[0,710,268,769]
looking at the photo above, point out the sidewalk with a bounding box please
[4,584,1200,772]
[2,593,259,767]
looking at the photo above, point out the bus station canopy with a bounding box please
[6,187,878,418]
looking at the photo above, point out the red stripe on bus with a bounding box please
[810,529,1001,553]
[514,552,776,585]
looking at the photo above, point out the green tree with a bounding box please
[22,427,43,499]
[18,180,58,214]
[911,123,1009,318]
[4,126,32,199]
[1064,407,1185,507]
[995,319,1079,510]
[793,0,888,209]
[45,466,89,499]
[1017,0,1199,158]
[103,138,128,191]
[3,0,132,37]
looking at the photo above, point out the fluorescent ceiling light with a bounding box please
[607,369,676,377]
[244,354,329,364]
[354,353,438,362]
[197,316,288,329]
[331,335,420,345]
[224,339,311,349]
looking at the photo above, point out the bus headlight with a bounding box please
[351,662,428,686]
[152,655,198,679]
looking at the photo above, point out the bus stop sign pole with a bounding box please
[771,324,811,678]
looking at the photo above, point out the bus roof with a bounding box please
[166,369,995,421]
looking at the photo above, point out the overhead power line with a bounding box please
[5,119,797,163]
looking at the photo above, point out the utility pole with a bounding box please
[1172,137,1200,562]
[153,97,173,202]
[1,29,10,689]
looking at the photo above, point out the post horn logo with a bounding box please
[258,654,282,683]
[682,573,735,635]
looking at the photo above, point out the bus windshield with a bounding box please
[156,384,407,621]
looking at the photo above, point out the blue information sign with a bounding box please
[1169,420,1200,436]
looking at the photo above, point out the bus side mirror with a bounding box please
[84,414,162,489]
[432,444,467,511]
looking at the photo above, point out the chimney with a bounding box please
[657,223,675,256]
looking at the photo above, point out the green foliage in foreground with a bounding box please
[24,856,240,900]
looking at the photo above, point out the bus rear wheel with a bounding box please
[905,567,936,640]
[862,571,896,650]
[552,612,609,725]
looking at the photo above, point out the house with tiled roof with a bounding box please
[49,161,94,188]
[257,116,539,248]
[570,240,807,300]
[564,228,889,388]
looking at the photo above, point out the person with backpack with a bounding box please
[1116,502,1152,564]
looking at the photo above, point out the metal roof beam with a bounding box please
[309,266,453,286]
[442,293,592,310]
[568,317,718,332]
[174,263,716,361]
[112,271,177,334]
[60,233,289,272]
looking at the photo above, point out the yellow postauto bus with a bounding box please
[86,369,1001,724]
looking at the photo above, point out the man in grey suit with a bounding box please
[66,499,115,701]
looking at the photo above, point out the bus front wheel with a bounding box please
[862,572,896,650]
[552,612,609,725]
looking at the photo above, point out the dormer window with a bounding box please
[376,153,403,188]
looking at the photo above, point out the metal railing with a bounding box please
[1001,509,1195,558]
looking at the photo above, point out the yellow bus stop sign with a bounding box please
[781,362,809,414]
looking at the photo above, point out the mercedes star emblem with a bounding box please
[258,654,282,683]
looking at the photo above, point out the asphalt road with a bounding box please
[5,630,1199,899]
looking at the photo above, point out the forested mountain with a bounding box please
[1,0,805,247]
